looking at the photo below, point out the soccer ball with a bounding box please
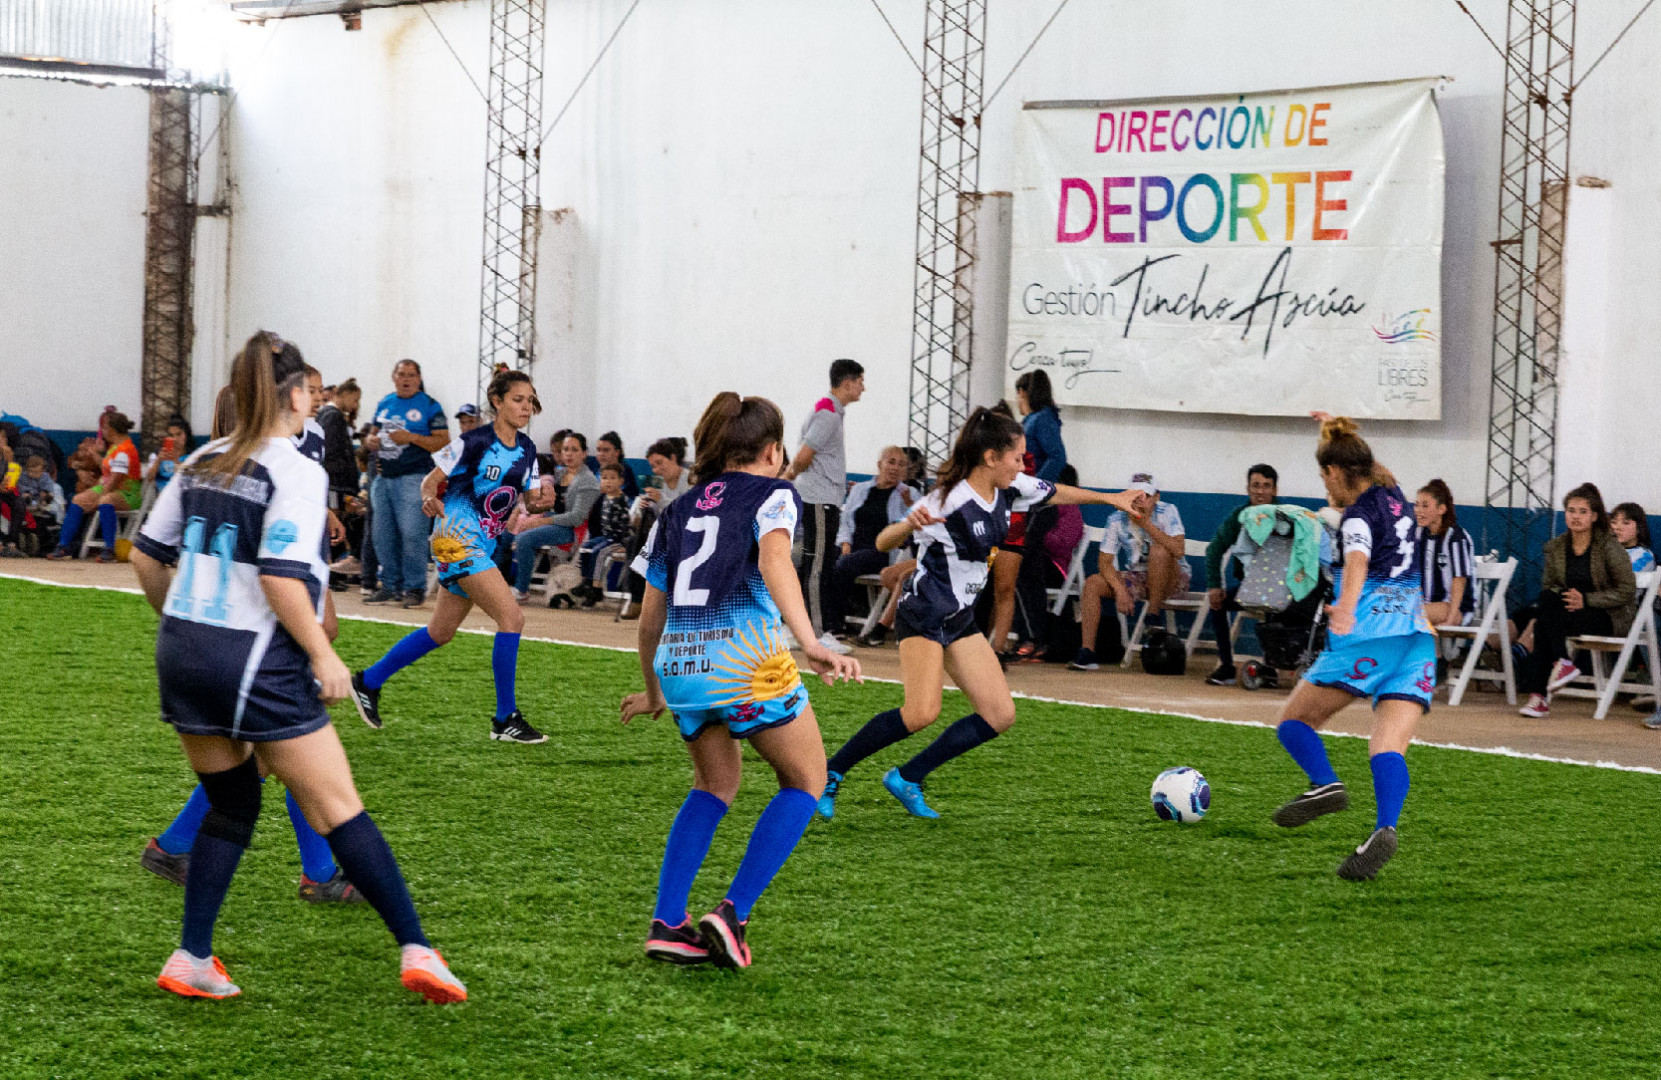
[1150,767,1211,823]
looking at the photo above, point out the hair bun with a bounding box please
[1319,415,1360,443]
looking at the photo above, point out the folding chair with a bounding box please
[1048,525,1102,616]
[1558,568,1661,719]
[530,524,589,598]
[853,573,890,637]
[79,480,153,558]
[1122,538,1214,667]
[1440,556,1518,706]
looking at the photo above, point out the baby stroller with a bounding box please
[1223,505,1336,691]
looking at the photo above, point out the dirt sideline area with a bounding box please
[9,559,1661,773]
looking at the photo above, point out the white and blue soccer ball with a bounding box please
[1150,767,1211,823]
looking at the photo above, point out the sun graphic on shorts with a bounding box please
[429,518,475,566]
[709,623,800,706]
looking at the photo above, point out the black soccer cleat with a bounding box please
[699,900,752,970]
[141,838,189,887]
[1271,782,1350,828]
[1337,826,1399,881]
[490,711,548,744]
[644,919,710,965]
[350,671,383,730]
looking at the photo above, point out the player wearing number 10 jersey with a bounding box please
[1268,415,1436,881]
[621,392,860,970]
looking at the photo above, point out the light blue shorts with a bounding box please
[670,684,809,742]
[1302,631,1437,712]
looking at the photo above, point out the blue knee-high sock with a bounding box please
[364,627,441,690]
[285,789,338,882]
[1370,752,1410,830]
[827,708,911,777]
[59,503,85,550]
[323,811,428,948]
[898,713,998,784]
[652,789,730,926]
[157,785,212,855]
[726,788,818,922]
[492,632,520,720]
[1277,720,1340,787]
[98,502,118,549]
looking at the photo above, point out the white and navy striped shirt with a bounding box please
[1412,523,1475,615]
[899,472,1054,626]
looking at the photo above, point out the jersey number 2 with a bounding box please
[169,516,240,624]
[675,517,719,606]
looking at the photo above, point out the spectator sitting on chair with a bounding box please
[511,432,599,601]
[1610,502,1654,572]
[48,410,141,562]
[142,415,192,491]
[1413,478,1476,629]
[13,454,64,556]
[454,403,482,435]
[363,359,449,607]
[638,436,692,513]
[594,431,641,499]
[784,357,864,653]
[824,446,919,642]
[1517,483,1637,719]
[573,462,634,606]
[1069,473,1188,671]
[1202,464,1278,685]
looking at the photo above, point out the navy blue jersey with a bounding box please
[899,472,1054,628]
[632,472,803,714]
[291,418,325,465]
[1337,484,1432,638]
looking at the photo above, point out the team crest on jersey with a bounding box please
[971,520,987,538]
[406,408,423,422]
[696,482,727,511]
[265,520,298,554]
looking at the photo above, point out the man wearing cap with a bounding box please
[1069,472,1188,671]
[454,404,482,435]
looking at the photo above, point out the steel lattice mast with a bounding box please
[477,0,546,400]
[1482,0,1577,588]
[906,0,986,468]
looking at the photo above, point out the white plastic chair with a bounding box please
[1440,556,1518,706]
[79,480,154,558]
[1557,568,1661,719]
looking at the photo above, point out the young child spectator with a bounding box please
[1610,503,1654,572]
[11,454,65,556]
[573,463,635,605]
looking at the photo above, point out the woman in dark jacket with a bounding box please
[990,371,1067,659]
[1518,482,1637,718]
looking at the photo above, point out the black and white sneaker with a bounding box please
[361,587,399,605]
[350,671,383,730]
[1205,665,1238,686]
[1336,826,1398,880]
[699,899,751,970]
[1271,782,1349,827]
[490,711,547,744]
[644,918,710,965]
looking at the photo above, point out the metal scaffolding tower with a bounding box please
[140,4,200,454]
[477,0,546,400]
[906,0,987,467]
[1482,0,1577,586]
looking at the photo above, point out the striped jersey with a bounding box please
[898,472,1054,627]
[1412,523,1476,615]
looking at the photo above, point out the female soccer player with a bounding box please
[130,330,463,1002]
[816,407,1135,820]
[1267,415,1437,881]
[350,369,548,743]
[620,392,860,970]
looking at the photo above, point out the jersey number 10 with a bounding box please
[169,516,239,625]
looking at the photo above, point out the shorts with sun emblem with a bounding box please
[430,510,498,598]
[655,620,809,741]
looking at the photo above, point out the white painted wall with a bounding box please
[5,0,1658,509]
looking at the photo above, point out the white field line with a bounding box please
[6,571,1657,777]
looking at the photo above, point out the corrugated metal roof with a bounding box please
[0,0,154,70]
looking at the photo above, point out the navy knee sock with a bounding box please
[180,759,262,960]
[897,713,998,784]
[98,503,118,549]
[364,627,440,690]
[827,708,911,777]
[652,789,729,926]
[285,789,338,883]
[1370,752,1410,830]
[1276,720,1340,787]
[324,811,428,948]
[156,784,212,856]
[726,788,817,922]
[492,632,520,720]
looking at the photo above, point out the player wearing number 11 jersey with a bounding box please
[621,392,860,970]
[1268,415,1435,881]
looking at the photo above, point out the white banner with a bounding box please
[1007,78,1445,419]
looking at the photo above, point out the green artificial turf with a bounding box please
[1,577,1657,1079]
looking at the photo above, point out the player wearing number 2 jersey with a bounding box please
[1267,415,1436,881]
[621,392,860,971]
[131,331,463,1003]
[349,370,549,743]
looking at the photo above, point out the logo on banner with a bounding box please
[1372,309,1438,344]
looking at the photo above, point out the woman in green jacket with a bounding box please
[1518,483,1637,718]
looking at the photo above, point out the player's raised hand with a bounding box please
[620,690,666,726]
[803,645,862,686]
[1104,488,1140,514]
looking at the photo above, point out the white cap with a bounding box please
[1128,472,1158,495]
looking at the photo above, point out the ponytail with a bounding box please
[192,330,305,481]
[936,406,1025,495]
[691,392,784,486]
[1315,416,1390,488]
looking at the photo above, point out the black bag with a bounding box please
[1139,626,1187,676]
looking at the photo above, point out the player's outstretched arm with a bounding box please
[757,529,861,686]
[621,585,669,724]
[1050,483,1139,514]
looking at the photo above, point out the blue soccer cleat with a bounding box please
[882,768,939,819]
[816,771,843,820]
